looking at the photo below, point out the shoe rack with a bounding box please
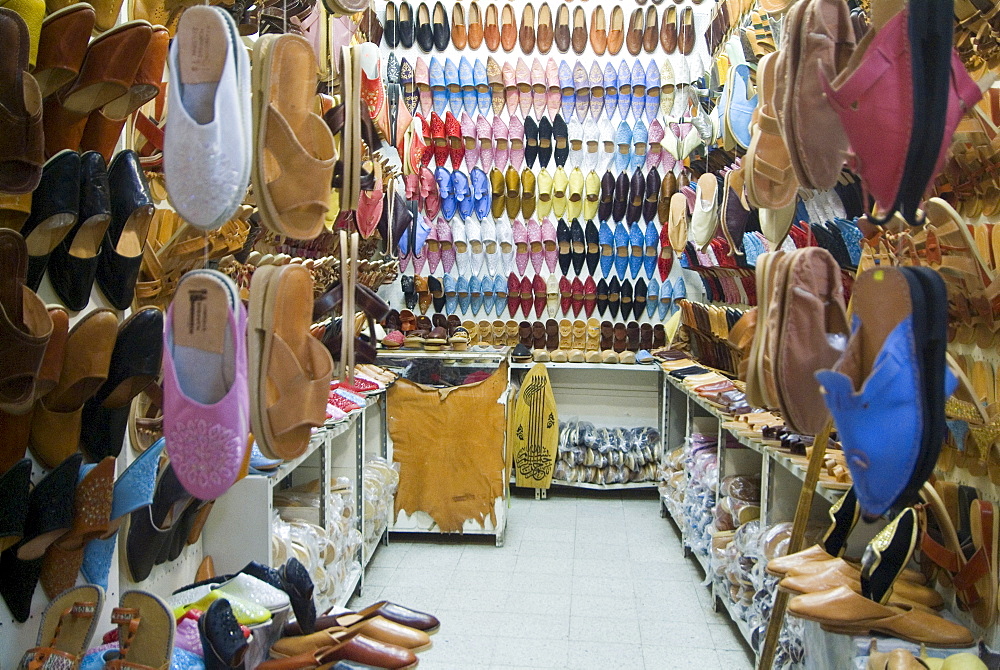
[203,394,390,613]
[657,369,990,668]
[508,361,667,495]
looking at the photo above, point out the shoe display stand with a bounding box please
[203,395,389,613]
[378,348,511,546]
[508,360,666,495]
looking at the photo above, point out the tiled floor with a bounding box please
[350,489,755,669]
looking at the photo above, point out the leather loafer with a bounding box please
[607,6,625,55]
[397,1,414,47]
[484,3,500,51]
[554,3,570,53]
[466,1,482,49]
[500,3,517,52]
[79,307,162,461]
[415,2,433,51]
[590,6,607,55]
[450,2,466,49]
[21,150,81,291]
[520,3,535,54]
[679,7,694,55]
[536,2,553,53]
[0,453,80,621]
[643,6,658,53]
[47,151,112,311]
[660,5,677,53]
[384,0,400,47]
[571,6,587,55]
[626,7,643,56]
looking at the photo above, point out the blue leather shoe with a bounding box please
[613,222,629,278]
[469,274,483,315]
[726,63,758,150]
[646,278,659,318]
[444,274,458,313]
[470,167,491,218]
[453,169,473,218]
[599,220,614,276]
[559,60,575,120]
[658,277,672,319]
[474,59,491,116]
[630,120,647,171]
[458,57,476,116]
[643,220,658,278]
[445,58,462,116]
[81,438,165,589]
[629,221,644,278]
[413,214,432,256]
[614,122,632,172]
[603,62,618,120]
[644,60,660,122]
[493,274,507,315]
[457,275,470,312]
[429,57,448,116]
[481,274,494,316]
[435,167,456,220]
[200,597,248,670]
[617,61,632,119]
[630,60,646,121]
[671,276,686,315]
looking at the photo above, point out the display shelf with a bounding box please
[661,370,842,506]
[378,348,509,361]
[508,361,661,372]
[334,569,363,609]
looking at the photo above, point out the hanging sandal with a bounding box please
[250,264,334,460]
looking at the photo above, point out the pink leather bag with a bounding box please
[820,8,980,219]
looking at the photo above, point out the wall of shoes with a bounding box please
[0,0,403,662]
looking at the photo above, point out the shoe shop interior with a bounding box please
[3,0,1000,666]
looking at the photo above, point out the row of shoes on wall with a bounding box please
[383,1,702,57]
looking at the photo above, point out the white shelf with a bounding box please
[662,371,843,505]
[549,480,658,491]
[363,527,388,568]
[715,588,757,652]
[509,361,661,371]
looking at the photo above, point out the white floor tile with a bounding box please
[377,491,750,669]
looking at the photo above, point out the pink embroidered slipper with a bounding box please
[163,270,249,500]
